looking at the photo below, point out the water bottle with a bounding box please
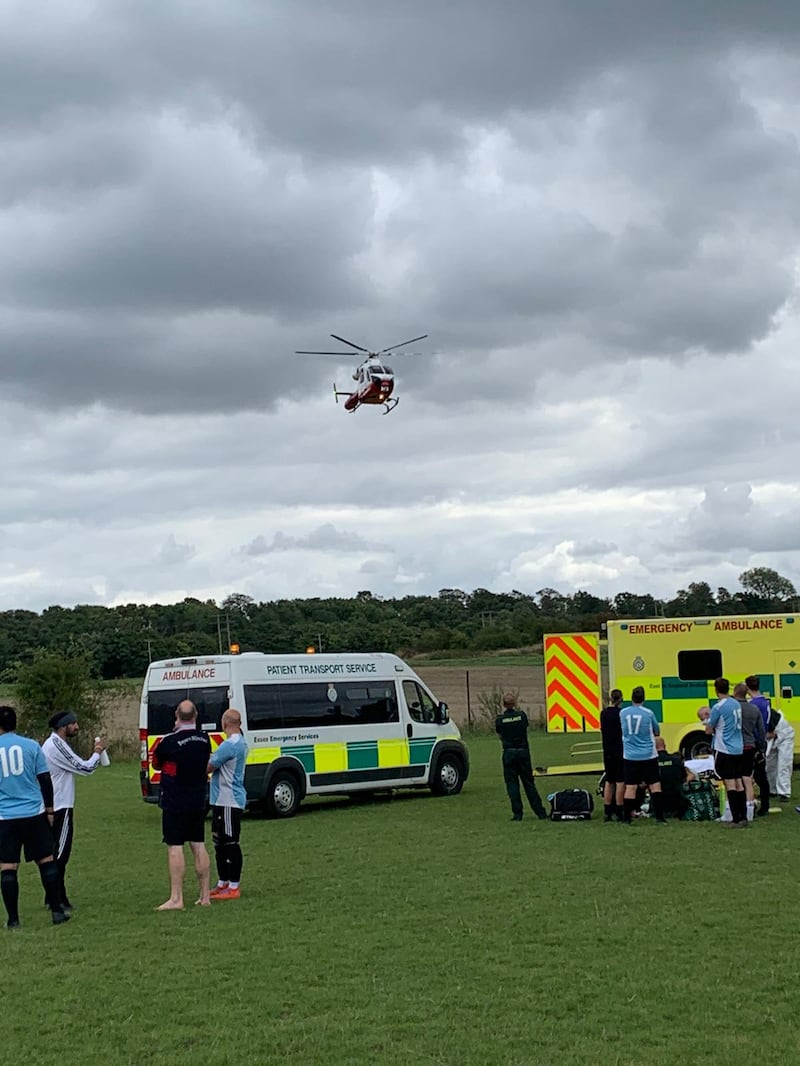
[96,738,111,767]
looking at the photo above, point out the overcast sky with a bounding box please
[2,0,800,613]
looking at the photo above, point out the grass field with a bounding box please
[409,651,545,668]
[5,734,799,1066]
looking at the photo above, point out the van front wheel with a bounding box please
[265,771,301,818]
[430,753,465,796]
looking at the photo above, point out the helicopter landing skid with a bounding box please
[382,398,398,415]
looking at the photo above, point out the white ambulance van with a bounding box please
[139,652,469,817]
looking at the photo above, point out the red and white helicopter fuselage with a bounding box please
[295,332,427,416]
[339,357,397,413]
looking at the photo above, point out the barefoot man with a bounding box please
[151,700,212,910]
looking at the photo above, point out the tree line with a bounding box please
[0,567,795,682]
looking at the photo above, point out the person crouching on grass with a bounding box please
[208,708,248,901]
[151,700,212,910]
[619,686,667,825]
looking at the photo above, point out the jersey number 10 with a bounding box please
[0,745,24,778]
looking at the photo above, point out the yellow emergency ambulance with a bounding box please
[607,613,800,758]
[139,651,469,817]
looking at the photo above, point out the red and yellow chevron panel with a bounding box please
[544,633,601,733]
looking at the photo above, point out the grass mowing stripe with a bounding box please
[1,734,798,1065]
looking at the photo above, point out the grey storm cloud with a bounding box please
[2,2,800,612]
[241,524,387,557]
[1,2,800,414]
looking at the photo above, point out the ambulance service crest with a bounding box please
[632,656,645,672]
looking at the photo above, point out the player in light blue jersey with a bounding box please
[0,706,70,928]
[703,678,747,828]
[208,708,248,901]
[619,686,666,824]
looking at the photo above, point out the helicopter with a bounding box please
[295,333,428,414]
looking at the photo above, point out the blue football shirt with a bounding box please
[0,733,49,819]
[619,704,660,760]
[708,696,744,755]
[209,733,248,809]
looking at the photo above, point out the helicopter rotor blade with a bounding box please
[379,334,428,353]
[295,350,356,356]
[330,333,369,352]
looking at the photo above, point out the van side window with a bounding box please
[402,681,437,724]
[677,649,723,681]
[244,682,398,729]
[243,685,282,729]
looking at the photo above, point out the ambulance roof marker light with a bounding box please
[229,643,240,655]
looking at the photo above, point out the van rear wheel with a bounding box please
[265,770,301,818]
[680,732,712,760]
[431,753,465,796]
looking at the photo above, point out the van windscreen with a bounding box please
[147,686,229,734]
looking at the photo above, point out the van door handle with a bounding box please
[407,723,413,739]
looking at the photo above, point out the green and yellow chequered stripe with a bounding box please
[246,736,438,772]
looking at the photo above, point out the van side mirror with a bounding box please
[437,702,449,725]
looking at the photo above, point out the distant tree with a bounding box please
[613,592,660,618]
[535,588,569,615]
[438,588,469,608]
[738,567,797,609]
[14,649,106,750]
[570,590,612,615]
[667,581,717,617]
[220,594,254,617]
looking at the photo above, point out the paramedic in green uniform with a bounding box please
[495,693,548,821]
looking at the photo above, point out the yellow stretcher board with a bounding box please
[544,633,602,733]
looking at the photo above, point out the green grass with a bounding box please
[409,651,544,667]
[4,736,799,1065]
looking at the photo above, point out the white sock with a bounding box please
[229,882,240,890]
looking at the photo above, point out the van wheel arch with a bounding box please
[263,760,306,819]
[680,731,712,760]
[430,744,467,796]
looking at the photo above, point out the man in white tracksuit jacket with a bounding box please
[41,711,106,913]
[765,706,795,802]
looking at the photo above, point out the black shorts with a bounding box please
[623,757,660,787]
[714,751,743,781]
[0,813,54,864]
[740,748,756,778]
[211,806,242,847]
[603,758,624,785]
[161,809,206,846]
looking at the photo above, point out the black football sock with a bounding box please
[38,860,63,912]
[1,869,19,924]
[726,789,743,823]
[623,797,636,823]
[604,804,613,820]
[733,790,748,823]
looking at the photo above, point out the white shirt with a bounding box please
[41,733,101,810]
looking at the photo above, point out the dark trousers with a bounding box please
[502,748,547,819]
[753,752,770,814]
[52,808,74,908]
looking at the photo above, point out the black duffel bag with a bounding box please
[548,788,594,821]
